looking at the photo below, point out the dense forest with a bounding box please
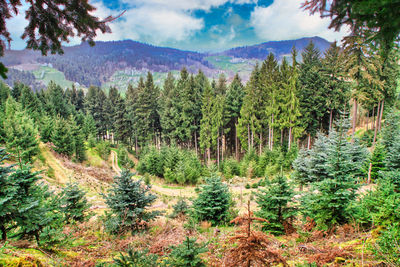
[0,38,400,266]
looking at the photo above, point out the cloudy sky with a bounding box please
[8,0,349,52]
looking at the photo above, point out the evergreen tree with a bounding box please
[60,182,90,223]
[164,237,207,267]
[298,41,328,144]
[85,86,108,139]
[52,117,74,157]
[0,149,16,240]
[159,72,176,144]
[224,73,244,159]
[199,79,214,163]
[369,143,386,181]
[255,174,296,235]
[69,115,87,162]
[44,81,72,118]
[191,175,232,225]
[103,171,160,234]
[301,119,368,229]
[2,97,39,163]
[40,115,54,143]
[125,83,138,148]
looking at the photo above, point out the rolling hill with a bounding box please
[1,36,331,90]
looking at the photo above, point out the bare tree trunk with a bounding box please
[268,124,271,150]
[366,112,369,131]
[329,108,333,132]
[259,132,262,156]
[1,225,6,241]
[372,106,375,130]
[235,121,239,161]
[367,162,372,184]
[307,133,311,150]
[281,129,284,146]
[288,126,292,150]
[373,101,381,145]
[271,114,274,150]
[222,134,225,162]
[247,124,250,150]
[217,135,220,168]
[207,147,211,165]
[194,130,198,155]
[251,130,254,149]
[378,99,384,131]
[352,99,358,140]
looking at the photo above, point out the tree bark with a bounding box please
[372,106,375,130]
[373,101,381,145]
[307,133,311,150]
[281,129,284,146]
[378,99,384,131]
[247,124,250,150]
[235,120,239,161]
[352,99,358,141]
[329,108,333,132]
[217,135,220,168]
[288,126,292,150]
[259,132,262,156]
[194,130,198,155]
[367,162,372,184]
[271,114,274,150]
[1,225,6,241]
[207,147,211,165]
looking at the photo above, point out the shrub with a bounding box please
[221,158,240,179]
[251,183,258,189]
[60,182,91,223]
[170,198,189,219]
[163,237,207,267]
[191,175,232,225]
[245,183,251,189]
[103,171,160,234]
[95,141,111,160]
[372,224,400,266]
[117,146,135,169]
[255,174,296,235]
[113,248,159,267]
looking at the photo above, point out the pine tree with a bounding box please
[60,182,90,223]
[159,72,176,144]
[369,142,386,181]
[191,175,232,225]
[301,119,368,229]
[52,117,74,157]
[69,115,87,162]
[224,74,244,159]
[298,41,328,145]
[255,174,296,235]
[200,79,214,163]
[164,237,207,267]
[103,170,160,234]
[0,149,16,240]
[125,83,138,149]
[2,97,39,163]
[85,86,108,139]
[238,64,262,151]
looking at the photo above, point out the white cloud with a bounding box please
[92,1,204,44]
[250,0,350,42]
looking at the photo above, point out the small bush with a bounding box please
[163,237,207,267]
[372,224,400,266]
[170,198,189,219]
[221,158,240,179]
[251,183,258,189]
[245,183,251,189]
[60,182,91,223]
[117,146,135,169]
[191,175,232,225]
[95,141,111,160]
[113,248,159,267]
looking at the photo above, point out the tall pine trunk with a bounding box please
[259,132,262,156]
[373,101,381,145]
[247,124,250,150]
[351,99,358,140]
[378,99,384,131]
[307,133,311,150]
[194,130,198,155]
[372,106,375,130]
[217,135,220,168]
[271,114,274,150]
[288,126,292,150]
[1,225,6,241]
[329,108,333,132]
[235,119,239,161]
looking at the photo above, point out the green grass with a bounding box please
[205,55,256,76]
[32,66,77,89]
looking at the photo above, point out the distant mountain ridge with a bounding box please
[2,36,331,89]
[221,36,331,60]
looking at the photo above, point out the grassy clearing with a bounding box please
[32,66,77,89]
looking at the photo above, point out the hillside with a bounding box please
[221,36,331,60]
[2,37,331,90]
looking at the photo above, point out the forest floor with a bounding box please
[0,143,385,266]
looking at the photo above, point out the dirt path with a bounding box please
[110,150,122,175]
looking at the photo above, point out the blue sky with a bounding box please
[8,0,348,52]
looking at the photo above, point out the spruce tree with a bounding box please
[60,182,91,223]
[191,175,232,225]
[159,72,176,144]
[224,73,244,159]
[199,79,214,163]
[255,174,296,235]
[103,171,160,234]
[52,117,74,157]
[301,119,368,229]
[2,97,39,163]
[0,149,15,240]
